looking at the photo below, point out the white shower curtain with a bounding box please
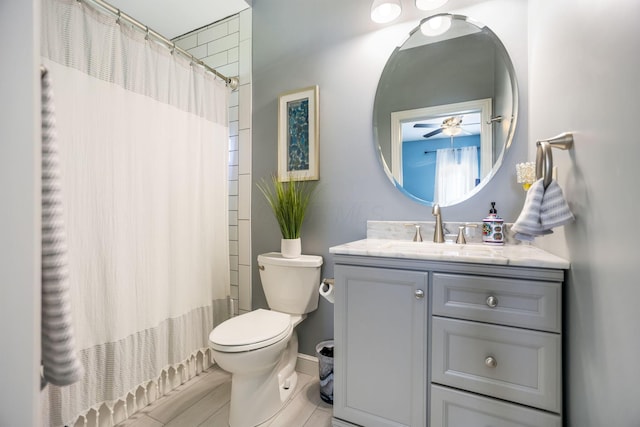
[41,0,230,425]
[434,146,479,205]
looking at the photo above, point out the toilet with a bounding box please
[209,252,323,427]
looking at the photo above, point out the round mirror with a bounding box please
[373,14,518,206]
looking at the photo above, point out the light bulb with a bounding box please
[415,0,449,11]
[442,126,462,136]
[420,15,452,36]
[371,0,402,24]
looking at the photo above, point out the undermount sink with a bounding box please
[380,241,501,258]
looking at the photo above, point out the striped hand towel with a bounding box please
[511,178,574,242]
[540,180,575,230]
[41,68,84,388]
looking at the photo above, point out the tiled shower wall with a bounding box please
[174,9,252,315]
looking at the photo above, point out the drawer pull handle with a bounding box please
[415,289,425,299]
[486,295,498,308]
[485,356,498,368]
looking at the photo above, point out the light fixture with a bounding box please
[442,126,462,137]
[415,0,449,11]
[516,162,536,190]
[371,0,402,24]
[420,14,452,36]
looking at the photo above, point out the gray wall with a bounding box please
[529,1,640,425]
[252,0,529,356]
[375,34,497,162]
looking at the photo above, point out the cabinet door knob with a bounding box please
[415,289,425,299]
[486,295,498,308]
[485,356,498,368]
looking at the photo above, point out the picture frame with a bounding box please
[277,85,319,181]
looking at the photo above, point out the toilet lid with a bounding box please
[209,309,292,353]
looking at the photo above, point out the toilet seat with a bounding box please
[209,309,292,353]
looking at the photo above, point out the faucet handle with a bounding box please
[413,224,423,242]
[456,223,478,244]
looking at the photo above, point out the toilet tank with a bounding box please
[257,252,323,315]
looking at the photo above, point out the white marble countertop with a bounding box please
[329,238,570,269]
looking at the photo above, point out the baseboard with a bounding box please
[332,418,357,427]
[295,353,319,377]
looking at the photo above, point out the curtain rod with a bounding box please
[78,0,239,90]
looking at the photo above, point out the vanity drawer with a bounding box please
[430,384,562,427]
[432,273,561,332]
[432,317,561,413]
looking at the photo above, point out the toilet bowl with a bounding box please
[209,252,323,427]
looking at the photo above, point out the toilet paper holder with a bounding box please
[320,278,335,304]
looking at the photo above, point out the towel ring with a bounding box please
[535,132,574,188]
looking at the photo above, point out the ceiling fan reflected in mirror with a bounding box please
[413,115,479,139]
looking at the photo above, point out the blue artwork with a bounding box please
[287,99,310,171]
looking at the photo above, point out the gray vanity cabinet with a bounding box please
[431,272,563,424]
[331,254,564,427]
[333,264,428,427]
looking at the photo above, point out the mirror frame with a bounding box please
[374,13,519,207]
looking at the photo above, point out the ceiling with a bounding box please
[402,113,481,141]
[107,0,251,40]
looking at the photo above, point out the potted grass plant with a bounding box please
[258,176,316,258]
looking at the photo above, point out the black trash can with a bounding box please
[315,340,334,404]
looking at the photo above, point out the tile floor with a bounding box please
[116,366,333,427]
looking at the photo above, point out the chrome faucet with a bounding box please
[432,203,445,243]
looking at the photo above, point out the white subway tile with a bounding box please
[229,135,238,152]
[202,51,228,69]
[229,225,238,241]
[230,270,238,286]
[238,220,251,264]
[228,165,239,181]
[239,175,251,221]
[198,23,228,46]
[239,10,252,41]
[229,255,239,271]
[229,195,238,211]
[229,210,238,226]
[228,47,239,63]
[239,85,252,130]
[228,16,240,34]
[239,129,252,175]
[230,284,239,300]
[174,34,197,50]
[216,63,239,81]
[187,44,207,60]
[239,39,252,85]
[229,90,239,107]
[239,265,252,311]
[229,179,238,196]
[229,240,239,256]
[228,149,238,167]
[208,33,240,54]
[229,120,239,138]
[229,105,239,122]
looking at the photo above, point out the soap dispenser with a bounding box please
[482,202,504,245]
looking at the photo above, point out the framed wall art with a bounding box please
[277,85,319,181]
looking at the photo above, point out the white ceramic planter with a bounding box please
[281,238,301,258]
